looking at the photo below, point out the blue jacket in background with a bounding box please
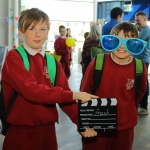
[134,25,150,63]
[102,19,119,35]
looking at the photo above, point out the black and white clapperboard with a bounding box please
[78,98,118,132]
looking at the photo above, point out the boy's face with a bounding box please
[20,20,48,51]
[59,28,67,36]
[112,30,131,63]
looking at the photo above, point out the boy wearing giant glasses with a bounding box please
[80,22,147,150]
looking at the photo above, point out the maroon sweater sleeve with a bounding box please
[2,50,73,105]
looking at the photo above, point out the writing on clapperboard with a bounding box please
[94,108,109,115]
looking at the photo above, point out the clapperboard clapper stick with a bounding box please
[78,98,118,132]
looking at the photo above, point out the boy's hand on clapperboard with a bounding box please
[80,128,97,137]
[73,92,99,103]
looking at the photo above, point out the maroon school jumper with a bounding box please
[54,37,72,79]
[80,54,147,150]
[2,49,78,150]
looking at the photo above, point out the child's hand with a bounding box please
[73,92,99,103]
[80,128,97,137]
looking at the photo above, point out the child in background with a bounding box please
[80,22,147,150]
[84,32,89,39]
[80,32,90,75]
[1,8,98,150]
[66,28,75,67]
[54,25,72,79]
[66,28,72,38]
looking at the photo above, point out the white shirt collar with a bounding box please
[23,42,45,57]
[59,36,67,39]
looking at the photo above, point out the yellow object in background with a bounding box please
[52,51,62,62]
[66,37,76,47]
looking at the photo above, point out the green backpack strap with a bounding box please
[134,58,144,97]
[16,46,30,71]
[91,54,105,94]
[45,53,56,86]
[16,46,56,86]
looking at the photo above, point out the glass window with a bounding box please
[98,1,122,22]
[22,0,93,22]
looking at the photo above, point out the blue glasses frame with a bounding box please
[100,35,147,55]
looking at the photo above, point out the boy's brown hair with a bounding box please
[110,22,138,38]
[18,8,50,33]
[59,25,66,32]
[84,32,89,39]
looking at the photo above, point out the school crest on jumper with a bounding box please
[126,79,134,90]
[43,66,49,78]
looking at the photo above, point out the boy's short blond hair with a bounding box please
[19,8,50,33]
[110,22,138,38]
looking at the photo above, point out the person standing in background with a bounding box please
[81,24,102,73]
[66,28,72,38]
[66,28,77,41]
[80,32,90,75]
[66,28,74,66]
[102,7,124,35]
[54,25,72,79]
[135,11,150,115]
[84,32,89,40]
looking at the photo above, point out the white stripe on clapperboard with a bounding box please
[101,98,107,106]
[81,98,117,107]
[110,98,117,105]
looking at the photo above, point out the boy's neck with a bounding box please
[23,42,45,57]
[60,35,66,39]
[111,53,133,65]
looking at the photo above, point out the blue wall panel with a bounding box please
[123,2,150,21]
[98,1,150,21]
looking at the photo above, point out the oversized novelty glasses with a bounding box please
[100,35,147,55]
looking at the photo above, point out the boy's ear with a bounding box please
[117,15,121,20]
[18,28,24,36]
